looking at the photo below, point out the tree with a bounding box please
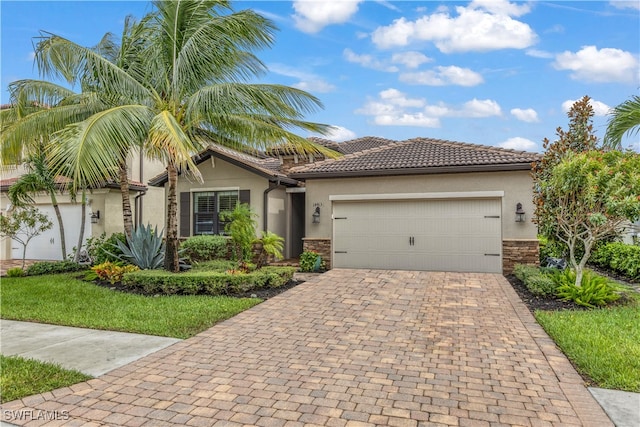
[603,95,640,150]
[38,0,335,272]
[533,96,599,254]
[0,207,53,269]
[540,150,640,287]
[8,150,67,259]
[222,203,257,268]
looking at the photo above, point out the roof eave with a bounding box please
[290,162,534,180]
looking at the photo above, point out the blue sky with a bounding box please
[1,1,638,152]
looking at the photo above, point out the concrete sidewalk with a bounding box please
[0,320,180,377]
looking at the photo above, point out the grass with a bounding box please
[535,295,640,392]
[0,273,261,339]
[0,355,91,403]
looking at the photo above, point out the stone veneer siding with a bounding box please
[502,239,540,274]
[302,238,332,270]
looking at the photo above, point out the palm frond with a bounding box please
[146,110,203,182]
[9,80,77,115]
[34,32,151,104]
[603,95,640,150]
[47,105,154,192]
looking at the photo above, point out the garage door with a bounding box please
[332,198,502,273]
[11,205,92,261]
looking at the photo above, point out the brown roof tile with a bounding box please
[290,137,540,178]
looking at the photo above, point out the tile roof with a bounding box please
[148,143,296,187]
[0,176,146,192]
[308,136,396,154]
[290,137,540,178]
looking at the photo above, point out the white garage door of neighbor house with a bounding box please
[332,198,502,273]
[11,205,92,261]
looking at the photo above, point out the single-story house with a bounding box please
[150,136,541,274]
[0,153,166,261]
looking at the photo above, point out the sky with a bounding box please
[1,0,639,152]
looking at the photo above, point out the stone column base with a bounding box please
[503,239,539,274]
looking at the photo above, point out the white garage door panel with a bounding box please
[333,199,502,273]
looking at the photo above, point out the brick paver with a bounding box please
[1,270,612,426]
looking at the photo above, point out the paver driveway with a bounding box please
[2,270,612,427]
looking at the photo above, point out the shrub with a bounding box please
[122,266,295,296]
[513,264,557,297]
[86,232,126,265]
[91,262,140,285]
[538,235,565,263]
[300,251,322,272]
[591,242,640,280]
[25,261,87,276]
[553,269,620,308]
[181,235,229,262]
[6,267,24,277]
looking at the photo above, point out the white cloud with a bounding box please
[292,0,362,33]
[510,108,539,123]
[391,51,432,69]
[343,49,398,72]
[459,99,502,117]
[269,63,335,93]
[610,1,640,10]
[371,1,537,53]
[498,137,538,151]
[561,98,611,116]
[355,89,501,128]
[526,49,554,59]
[400,66,484,86]
[553,46,639,84]
[325,126,357,141]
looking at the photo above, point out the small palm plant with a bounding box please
[255,231,284,269]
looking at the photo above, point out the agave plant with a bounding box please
[110,223,165,269]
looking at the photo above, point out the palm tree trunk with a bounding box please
[164,163,180,272]
[49,191,67,259]
[74,189,87,262]
[119,161,133,239]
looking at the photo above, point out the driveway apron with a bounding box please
[1,270,612,426]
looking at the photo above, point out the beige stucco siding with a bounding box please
[128,153,165,230]
[304,170,537,241]
[173,158,286,237]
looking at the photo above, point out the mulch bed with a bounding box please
[504,274,586,313]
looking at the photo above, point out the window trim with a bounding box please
[192,189,240,236]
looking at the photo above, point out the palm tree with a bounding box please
[39,0,334,272]
[603,95,640,150]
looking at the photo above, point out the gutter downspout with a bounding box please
[135,150,146,228]
[263,178,282,232]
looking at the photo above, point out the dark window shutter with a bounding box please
[239,190,250,205]
[179,192,191,237]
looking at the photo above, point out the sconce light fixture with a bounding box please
[91,210,100,224]
[515,203,525,223]
[312,206,320,224]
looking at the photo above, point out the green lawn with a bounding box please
[536,299,640,392]
[0,274,261,339]
[0,355,91,403]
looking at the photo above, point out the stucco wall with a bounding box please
[128,153,166,230]
[173,157,284,237]
[304,170,537,241]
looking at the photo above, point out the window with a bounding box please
[193,191,238,235]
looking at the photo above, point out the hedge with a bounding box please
[122,266,295,296]
[25,261,88,276]
[513,264,558,297]
[591,242,640,280]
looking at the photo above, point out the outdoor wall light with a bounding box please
[515,203,525,223]
[312,206,321,224]
[91,210,100,224]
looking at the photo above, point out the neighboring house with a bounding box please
[151,136,541,274]
[0,151,166,261]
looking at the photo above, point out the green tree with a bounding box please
[37,0,334,272]
[7,150,67,258]
[603,95,640,150]
[540,150,640,287]
[0,207,53,269]
[533,96,599,255]
[255,230,284,269]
